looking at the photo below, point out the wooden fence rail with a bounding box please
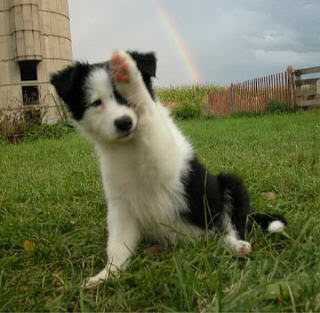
[294,66,320,108]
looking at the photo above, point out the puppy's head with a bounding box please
[50,51,156,143]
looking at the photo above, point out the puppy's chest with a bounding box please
[101,152,191,241]
[117,177,186,240]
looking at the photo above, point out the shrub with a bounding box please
[0,112,74,145]
[0,109,31,144]
[0,92,72,144]
[23,120,74,142]
[156,85,224,120]
[265,99,290,113]
[174,98,203,120]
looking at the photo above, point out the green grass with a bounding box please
[1,112,320,312]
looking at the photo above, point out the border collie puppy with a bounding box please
[50,50,287,288]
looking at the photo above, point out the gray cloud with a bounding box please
[69,0,320,86]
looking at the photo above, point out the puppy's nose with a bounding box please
[114,115,133,132]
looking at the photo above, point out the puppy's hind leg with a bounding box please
[217,175,252,256]
[222,213,252,256]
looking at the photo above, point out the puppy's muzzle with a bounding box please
[114,115,133,134]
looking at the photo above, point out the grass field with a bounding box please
[0,112,319,312]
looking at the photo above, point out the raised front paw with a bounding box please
[110,50,139,85]
[109,50,156,116]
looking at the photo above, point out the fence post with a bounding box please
[230,83,234,113]
[287,65,296,111]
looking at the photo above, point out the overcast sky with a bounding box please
[69,0,320,87]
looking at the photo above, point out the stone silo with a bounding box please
[0,0,72,123]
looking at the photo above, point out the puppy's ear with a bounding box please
[50,62,90,120]
[50,62,90,103]
[127,51,157,77]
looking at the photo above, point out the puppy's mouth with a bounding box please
[120,131,133,138]
[118,123,138,140]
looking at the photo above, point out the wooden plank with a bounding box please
[296,86,317,97]
[276,73,280,101]
[295,66,320,75]
[295,78,320,86]
[280,72,284,103]
[257,77,261,111]
[287,66,296,109]
[296,99,320,107]
[238,82,242,113]
[0,81,50,87]
[285,71,290,104]
[230,83,234,113]
[2,105,58,111]
[241,81,245,113]
[269,75,273,100]
[266,75,270,102]
[281,72,286,103]
[239,83,242,113]
[271,74,275,99]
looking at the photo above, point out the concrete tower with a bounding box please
[0,0,72,123]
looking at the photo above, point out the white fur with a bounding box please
[268,220,285,233]
[75,51,250,288]
[78,68,138,144]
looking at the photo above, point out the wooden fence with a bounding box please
[207,67,296,116]
[295,66,320,108]
[208,66,320,116]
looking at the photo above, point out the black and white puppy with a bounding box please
[50,50,287,288]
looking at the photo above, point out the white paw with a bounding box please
[84,266,120,289]
[110,50,140,93]
[84,268,109,289]
[229,240,252,256]
[268,220,285,233]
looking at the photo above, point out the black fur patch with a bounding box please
[216,173,250,239]
[127,51,156,100]
[50,62,91,121]
[181,157,287,239]
[181,157,250,239]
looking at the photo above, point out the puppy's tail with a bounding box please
[247,212,287,233]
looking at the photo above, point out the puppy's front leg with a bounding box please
[85,207,140,288]
[109,50,155,115]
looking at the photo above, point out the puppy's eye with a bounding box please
[91,99,102,107]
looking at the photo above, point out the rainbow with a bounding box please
[153,0,201,83]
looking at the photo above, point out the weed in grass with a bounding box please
[0,112,319,311]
